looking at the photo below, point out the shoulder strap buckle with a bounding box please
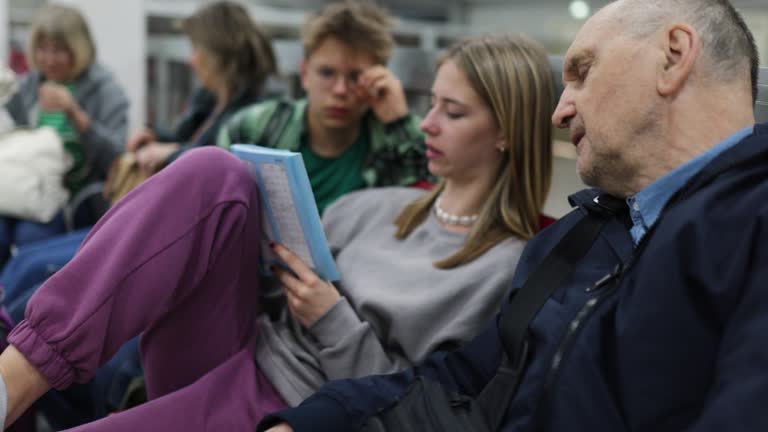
[583,194,627,218]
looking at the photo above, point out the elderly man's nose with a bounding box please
[552,92,576,128]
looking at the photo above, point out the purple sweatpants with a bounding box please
[7,147,288,430]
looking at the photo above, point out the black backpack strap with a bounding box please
[498,194,625,368]
[361,194,627,432]
[478,194,627,430]
[489,132,768,411]
[258,100,293,149]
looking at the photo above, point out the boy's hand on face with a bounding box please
[357,66,409,124]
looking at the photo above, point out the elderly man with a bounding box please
[255,0,765,431]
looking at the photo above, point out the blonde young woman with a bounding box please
[0,33,555,431]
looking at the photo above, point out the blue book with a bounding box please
[231,144,340,281]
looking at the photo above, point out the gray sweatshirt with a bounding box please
[255,187,527,405]
[5,63,129,183]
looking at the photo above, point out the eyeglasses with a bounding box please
[313,65,361,90]
[36,42,70,59]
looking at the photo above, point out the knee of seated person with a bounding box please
[173,147,253,200]
[173,147,246,180]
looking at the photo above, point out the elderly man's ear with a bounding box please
[658,24,700,97]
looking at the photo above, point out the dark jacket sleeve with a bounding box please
[255,206,591,431]
[149,87,213,166]
[257,314,506,431]
[679,203,768,431]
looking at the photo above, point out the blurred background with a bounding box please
[4,0,767,216]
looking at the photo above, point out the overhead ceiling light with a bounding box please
[569,0,590,20]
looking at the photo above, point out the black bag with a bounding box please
[362,195,627,432]
[363,355,526,432]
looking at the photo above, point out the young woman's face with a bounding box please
[35,37,75,82]
[420,59,505,183]
[188,46,220,92]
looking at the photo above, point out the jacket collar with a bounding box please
[568,188,603,208]
[565,122,768,260]
[566,122,768,211]
[675,122,766,203]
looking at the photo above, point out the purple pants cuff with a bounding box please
[8,320,72,389]
[8,147,265,399]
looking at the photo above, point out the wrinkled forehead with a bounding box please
[563,5,622,69]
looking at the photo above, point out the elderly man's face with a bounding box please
[552,5,663,196]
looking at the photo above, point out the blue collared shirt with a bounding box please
[627,125,754,245]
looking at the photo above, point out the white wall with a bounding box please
[56,0,146,132]
[470,4,768,65]
[0,0,7,67]
[743,10,768,66]
[469,4,585,51]
[543,155,585,219]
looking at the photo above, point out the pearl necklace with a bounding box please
[433,197,479,226]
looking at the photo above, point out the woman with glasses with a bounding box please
[0,4,129,267]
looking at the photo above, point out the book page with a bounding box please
[259,161,315,268]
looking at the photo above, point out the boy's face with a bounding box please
[301,37,378,131]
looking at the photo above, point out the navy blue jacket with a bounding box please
[258,123,768,432]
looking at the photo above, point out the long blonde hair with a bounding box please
[395,34,555,269]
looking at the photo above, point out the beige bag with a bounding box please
[0,126,72,223]
[103,153,151,206]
